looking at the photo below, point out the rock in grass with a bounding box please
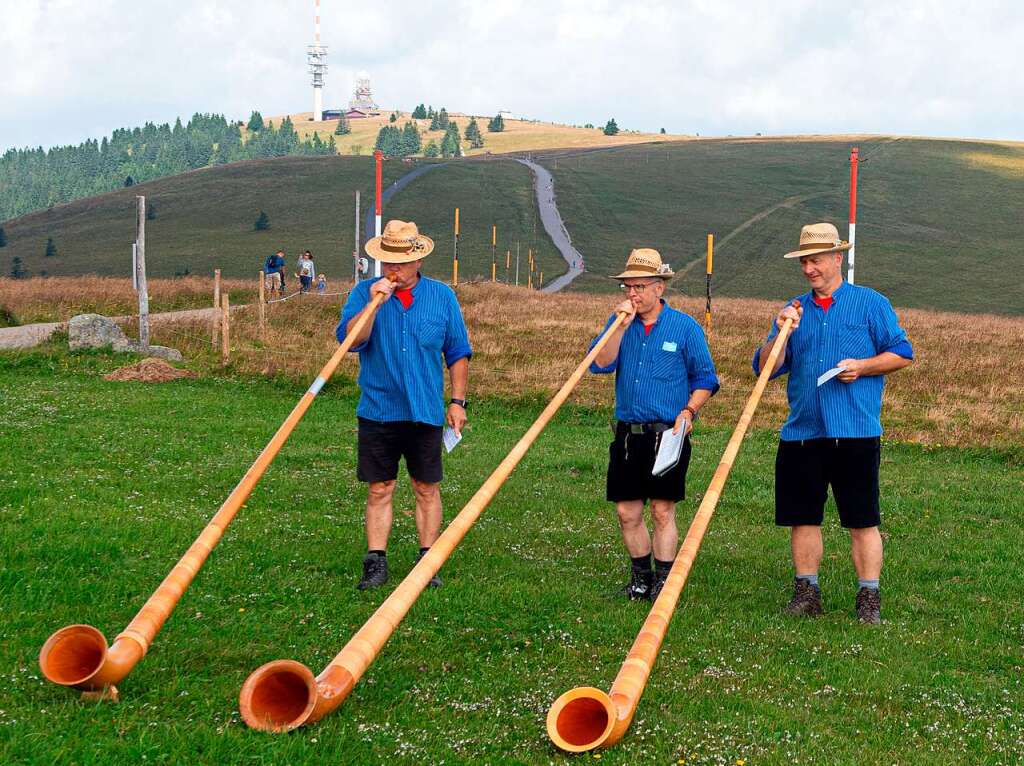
[68,313,183,361]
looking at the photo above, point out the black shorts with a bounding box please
[775,437,881,529]
[606,423,691,504]
[357,418,443,484]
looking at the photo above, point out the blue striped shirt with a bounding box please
[338,276,472,426]
[752,281,913,440]
[590,301,719,423]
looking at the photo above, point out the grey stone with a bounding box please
[67,314,183,361]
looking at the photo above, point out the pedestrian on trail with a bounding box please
[264,249,286,294]
[337,220,472,591]
[753,222,913,625]
[316,274,327,293]
[296,251,316,293]
[590,248,719,601]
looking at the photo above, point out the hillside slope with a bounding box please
[544,137,1024,314]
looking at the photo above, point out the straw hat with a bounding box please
[365,220,435,263]
[609,248,675,280]
[783,222,851,259]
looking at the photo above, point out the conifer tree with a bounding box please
[9,256,27,279]
[247,111,264,132]
[45,237,57,257]
[603,118,619,136]
[0,227,7,247]
[334,115,351,135]
[487,114,505,132]
[254,211,270,231]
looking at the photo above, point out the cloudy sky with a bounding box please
[2,0,1021,151]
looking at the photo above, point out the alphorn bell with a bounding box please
[39,288,390,699]
[238,312,630,732]
[547,317,795,752]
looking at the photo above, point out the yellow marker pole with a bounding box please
[453,207,460,287]
[704,234,713,332]
[505,249,511,282]
[491,225,497,282]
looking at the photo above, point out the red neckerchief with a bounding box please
[813,294,833,312]
[395,287,414,309]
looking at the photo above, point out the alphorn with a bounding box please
[238,312,630,732]
[547,317,795,752]
[38,289,389,700]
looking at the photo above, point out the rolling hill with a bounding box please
[3,135,1024,315]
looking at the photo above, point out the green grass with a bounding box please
[1,350,1022,764]
[0,156,553,286]
[546,138,1024,315]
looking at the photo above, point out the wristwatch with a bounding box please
[450,398,468,410]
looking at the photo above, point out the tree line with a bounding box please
[0,112,337,221]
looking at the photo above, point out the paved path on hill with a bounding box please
[362,162,444,252]
[516,158,585,292]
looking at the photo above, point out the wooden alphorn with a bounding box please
[238,312,630,732]
[547,317,795,752]
[39,289,389,700]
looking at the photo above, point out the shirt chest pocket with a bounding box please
[651,348,683,380]
[840,322,874,358]
[416,318,446,350]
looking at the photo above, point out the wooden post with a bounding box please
[452,207,460,287]
[705,234,714,332]
[539,270,544,288]
[135,196,150,349]
[491,225,497,282]
[212,269,221,347]
[258,271,266,335]
[353,189,361,285]
[221,294,230,368]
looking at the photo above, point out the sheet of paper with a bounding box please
[652,427,685,477]
[443,426,463,453]
[816,366,846,387]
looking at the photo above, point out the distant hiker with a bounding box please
[316,274,327,293]
[264,250,286,294]
[296,251,316,293]
[753,222,914,625]
[589,249,719,601]
[337,220,472,591]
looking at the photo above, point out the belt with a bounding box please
[617,420,673,435]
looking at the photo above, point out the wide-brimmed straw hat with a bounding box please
[365,220,435,263]
[608,248,675,280]
[783,222,852,259]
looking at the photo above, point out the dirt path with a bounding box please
[0,305,222,351]
[674,193,826,280]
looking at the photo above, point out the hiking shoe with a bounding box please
[417,549,442,589]
[784,578,823,617]
[622,568,653,601]
[357,553,388,590]
[650,571,669,601]
[856,587,882,625]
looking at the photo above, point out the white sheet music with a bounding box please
[652,428,685,476]
[443,426,463,453]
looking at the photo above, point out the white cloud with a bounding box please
[1,0,1021,151]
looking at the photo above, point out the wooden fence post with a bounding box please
[258,271,266,336]
[221,294,230,367]
[212,269,221,347]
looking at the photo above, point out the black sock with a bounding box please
[654,558,674,576]
[631,553,652,572]
[368,549,386,557]
[419,547,430,556]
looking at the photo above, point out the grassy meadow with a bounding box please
[544,137,1024,315]
[1,334,1022,765]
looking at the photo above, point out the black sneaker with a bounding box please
[650,571,669,600]
[784,578,823,617]
[622,568,653,601]
[357,553,388,590]
[855,587,881,625]
[417,549,442,589]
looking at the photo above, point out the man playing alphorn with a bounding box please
[591,249,719,600]
[338,220,472,590]
[753,222,913,624]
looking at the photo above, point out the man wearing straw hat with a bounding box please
[753,222,913,624]
[591,248,719,601]
[338,220,472,590]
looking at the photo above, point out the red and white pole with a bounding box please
[848,146,859,284]
[374,149,383,277]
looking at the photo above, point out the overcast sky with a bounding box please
[2,0,1021,152]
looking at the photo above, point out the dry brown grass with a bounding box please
[272,110,682,157]
[4,278,1022,448]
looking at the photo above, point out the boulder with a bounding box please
[67,314,182,361]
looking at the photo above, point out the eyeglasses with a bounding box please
[619,282,657,294]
